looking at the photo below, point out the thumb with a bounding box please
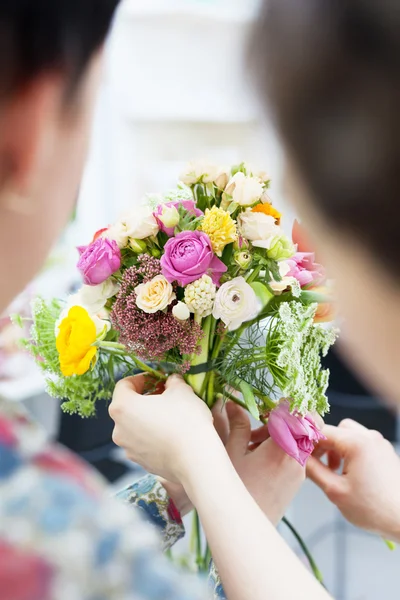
[226,402,251,457]
[164,374,191,391]
[307,455,345,500]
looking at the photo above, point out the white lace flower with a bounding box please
[184,275,216,319]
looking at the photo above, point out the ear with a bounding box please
[0,74,64,198]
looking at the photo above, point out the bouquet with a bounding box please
[18,160,336,444]
[16,160,338,577]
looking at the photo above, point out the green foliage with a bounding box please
[221,300,337,416]
[20,298,135,418]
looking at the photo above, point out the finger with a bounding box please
[212,399,229,446]
[165,374,191,391]
[250,424,270,445]
[226,402,251,456]
[339,419,368,432]
[311,425,356,457]
[307,455,345,498]
[114,374,147,395]
[328,450,342,472]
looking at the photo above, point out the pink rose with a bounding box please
[154,200,203,236]
[268,400,325,467]
[77,238,121,286]
[161,231,227,287]
[286,253,325,288]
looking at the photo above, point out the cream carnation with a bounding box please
[135,275,176,314]
[212,276,259,331]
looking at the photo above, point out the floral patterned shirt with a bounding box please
[0,398,213,600]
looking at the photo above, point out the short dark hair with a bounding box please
[0,0,120,98]
[251,0,400,275]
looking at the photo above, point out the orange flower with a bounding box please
[252,203,282,224]
[310,285,336,323]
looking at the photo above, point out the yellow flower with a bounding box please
[200,206,237,256]
[56,306,98,377]
[252,202,282,224]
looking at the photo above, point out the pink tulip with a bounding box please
[268,400,325,466]
[286,252,326,288]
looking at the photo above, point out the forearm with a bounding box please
[181,437,332,600]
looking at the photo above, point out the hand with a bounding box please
[109,374,219,483]
[307,419,400,541]
[214,401,305,525]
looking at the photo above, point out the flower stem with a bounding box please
[191,511,203,572]
[282,517,325,586]
[99,342,167,381]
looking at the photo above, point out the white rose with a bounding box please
[172,301,191,321]
[72,280,120,315]
[103,222,129,249]
[180,160,229,188]
[224,172,264,206]
[238,209,281,248]
[135,275,176,314]
[212,276,259,331]
[55,305,110,338]
[122,205,159,240]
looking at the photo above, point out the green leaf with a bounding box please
[194,184,209,212]
[239,380,260,421]
[227,201,239,215]
[384,539,397,551]
[250,282,274,310]
[221,242,234,267]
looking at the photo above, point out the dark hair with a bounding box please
[0,0,120,98]
[251,0,400,274]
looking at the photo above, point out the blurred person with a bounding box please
[109,1,400,599]
[0,1,304,599]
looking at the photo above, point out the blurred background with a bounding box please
[0,1,398,598]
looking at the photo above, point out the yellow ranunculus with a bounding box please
[56,306,98,377]
[200,206,237,256]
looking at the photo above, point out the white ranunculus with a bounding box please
[224,172,264,206]
[122,205,159,240]
[103,222,129,249]
[172,301,191,321]
[212,276,259,331]
[72,280,120,314]
[237,209,281,248]
[135,275,176,314]
[180,160,229,188]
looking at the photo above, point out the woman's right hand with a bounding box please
[307,419,400,541]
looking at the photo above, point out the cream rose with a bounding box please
[224,172,264,206]
[237,209,281,248]
[212,276,259,331]
[180,160,229,188]
[135,275,176,314]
